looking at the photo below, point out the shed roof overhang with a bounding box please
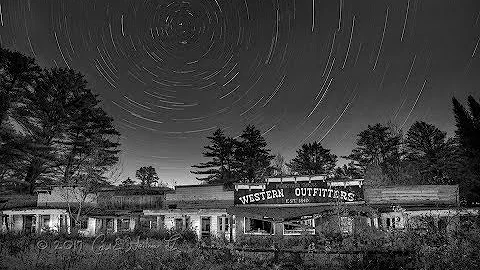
[228,202,374,221]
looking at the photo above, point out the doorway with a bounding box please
[201,216,211,239]
[23,215,36,233]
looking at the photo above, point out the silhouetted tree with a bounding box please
[235,125,274,183]
[0,47,41,125]
[404,121,458,184]
[136,166,159,188]
[19,68,120,193]
[191,128,237,186]
[452,96,480,203]
[121,177,135,187]
[344,123,402,185]
[287,141,337,175]
[0,48,41,189]
[0,49,121,194]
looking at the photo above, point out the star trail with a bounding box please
[0,0,479,185]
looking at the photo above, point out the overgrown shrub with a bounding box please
[1,220,480,269]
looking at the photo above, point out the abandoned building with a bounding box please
[1,175,479,241]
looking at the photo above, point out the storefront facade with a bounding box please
[231,176,368,238]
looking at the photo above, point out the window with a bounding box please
[2,215,9,231]
[384,215,404,230]
[185,216,191,229]
[105,218,114,233]
[283,216,315,235]
[80,218,88,230]
[118,218,130,232]
[340,217,353,235]
[244,217,274,235]
[175,218,184,230]
[41,215,51,230]
[140,217,158,230]
[218,216,230,232]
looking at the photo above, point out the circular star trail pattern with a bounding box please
[0,0,479,184]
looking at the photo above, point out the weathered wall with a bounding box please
[364,185,459,205]
[37,187,97,207]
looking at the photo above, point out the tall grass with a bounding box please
[1,218,479,269]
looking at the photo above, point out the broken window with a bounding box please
[175,218,184,230]
[41,215,50,230]
[140,216,158,230]
[118,218,130,232]
[244,217,274,235]
[80,218,88,229]
[218,216,229,232]
[384,215,404,230]
[2,215,9,231]
[339,216,353,235]
[105,218,114,233]
[283,216,315,235]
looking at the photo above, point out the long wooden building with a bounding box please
[1,176,478,241]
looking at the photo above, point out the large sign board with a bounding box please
[234,182,364,205]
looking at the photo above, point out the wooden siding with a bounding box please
[98,195,165,210]
[170,200,234,209]
[37,187,97,207]
[167,185,233,202]
[364,185,459,205]
[0,194,38,209]
[165,185,234,209]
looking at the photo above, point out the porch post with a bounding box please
[113,218,118,233]
[35,214,41,233]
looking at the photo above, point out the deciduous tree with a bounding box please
[121,177,135,187]
[287,141,337,175]
[344,123,402,185]
[136,166,159,188]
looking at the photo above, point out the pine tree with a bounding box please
[18,68,120,193]
[0,48,41,125]
[0,48,41,190]
[191,129,237,185]
[287,141,337,176]
[452,96,480,203]
[235,125,274,183]
[404,121,458,184]
[1,50,121,193]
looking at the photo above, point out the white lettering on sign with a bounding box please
[238,189,285,204]
[292,188,356,202]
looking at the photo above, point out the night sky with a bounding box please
[0,0,479,186]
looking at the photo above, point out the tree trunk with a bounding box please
[24,159,42,194]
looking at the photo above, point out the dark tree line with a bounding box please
[191,125,275,187]
[0,48,121,194]
[194,96,480,205]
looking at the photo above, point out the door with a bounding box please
[23,215,35,233]
[59,215,67,233]
[201,217,211,239]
